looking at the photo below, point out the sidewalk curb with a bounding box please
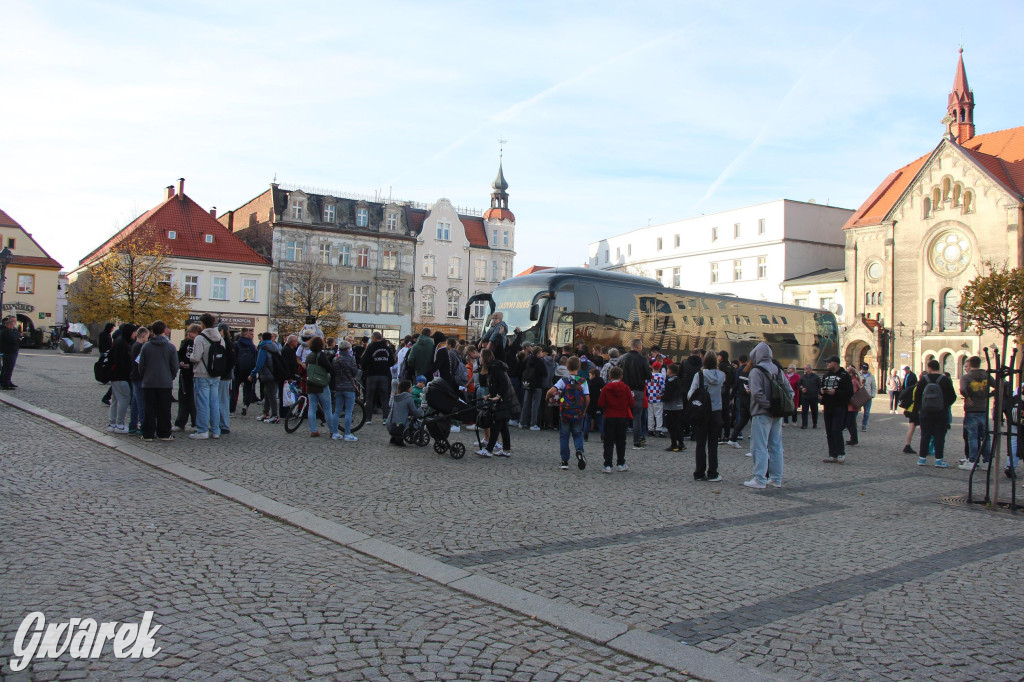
[2,393,789,682]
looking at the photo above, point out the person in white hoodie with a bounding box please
[188,312,223,440]
[743,342,792,489]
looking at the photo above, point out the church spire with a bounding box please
[946,47,975,144]
[483,140,515,223]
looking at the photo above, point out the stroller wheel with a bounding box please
[403,428,416,444]
[434,440,449,454]
[450,442,466,459]
[415,430,430,447]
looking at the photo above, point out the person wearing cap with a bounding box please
[858,363,877,432]
[820,356,853,463]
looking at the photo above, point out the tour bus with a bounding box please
[466,267,838,370]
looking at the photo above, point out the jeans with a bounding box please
[694,411,723,479]
[307,390,337,435]
[729,397,750,441]
[129,380,145,430]
[559,417,585,462]
[365,375,391,420]
[861,399,872,429]
[142,387,172,439]
[801,399,818,428]
[824,407,846,458]
[219,379,231,431]
[193,376,221,435]
[963,412,990,463]
[584,412,604,438]
[108,380,131,427]
[603,416,628,467]
[750,414,783,485]
[520,387,542,427]
[919,417,948,460]
[333,390,356,435]
[631,390,645,444]
[261,380,279,418]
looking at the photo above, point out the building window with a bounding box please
[757,256,767,279]
[674,234,680,248]
[356,207,368,227]
[616,247,621,260]
[656,269,664,282]
[241,277,258,302]
[291,199,304,220]
[436,222,451,241]
[386,211,398,231]
[381,288,397,313]
[758,218,765,235]
[6,238,15,248]
[447,291,460,317]
[603,250,609,262]
[627,244,632,256]
[338,244,351,266]
[657,237,663,251]
[475,258,486,281]
[350,285,369,312]
[211,276,228,300]
[491,261,499,282]
[167,230,176,240]
[284,240,302,261]
[733,260,742,281]
[820,296,834,310]
[184,274,199,298]
[382,249,397,271]
[734,223,740,239]
[710,263,718,283]
[500,261,511,280]
[319,243,332,265]
[471,300,487,319]
[324,205,335,223]
[794,298,808,307]
[711,227,718,242]
[672,267,680,287]
[356,246,369,268]
[423,254,436,277]
[16,274,34,294]
[492,229,498,246]
[421,291,434,317]
[503,230,509,247]
[321,282,337,304]
[205,234,214,244]
[448,256,461,279]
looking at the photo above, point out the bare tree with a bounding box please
[273,256,345,337]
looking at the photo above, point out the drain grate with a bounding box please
[936,494,1023,515]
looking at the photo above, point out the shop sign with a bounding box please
[187,313,258,328]
[2,302,35,312]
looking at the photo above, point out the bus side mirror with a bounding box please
[529,304,539,321]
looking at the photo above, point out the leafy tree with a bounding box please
[67,238,190,328]
[273,256,346,338]
[959,262,1024,360]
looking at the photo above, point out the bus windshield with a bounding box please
[491,286,547,346]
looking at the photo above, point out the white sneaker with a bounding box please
[210,433,221,439]
[171,425,184,431]
[617,463,629,471]
[450,425,461,433]
[497,450,511,458]
[743,478,766,489]
[112,425,128,434]
[106,424,118,432]
[476,448,492,458]
[727,440,740,449]
[768,480,783,488]
[603,466,612,473]
[491,448,504,457]
[530,425,541,431]
[744,452,752,457]
[958,461,975,470]
[509,420,519,427]
[331,433,344,440]
[344,434,358,442]
[706,475,723,482]
[189,432,209,440]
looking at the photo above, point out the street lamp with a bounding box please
[0,246,14,319]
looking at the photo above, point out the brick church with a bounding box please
[841,49,1024,381]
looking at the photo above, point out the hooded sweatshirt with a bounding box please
[689,367,726,411]
[748,342,791,417]
[252,340,282,382]
[138,334,179,389]
[387,391,424,434]
[406,334,436,378]
[189,326,224,378]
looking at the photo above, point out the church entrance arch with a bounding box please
[844,340,873,372]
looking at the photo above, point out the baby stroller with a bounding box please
[402,414,431,448]
[423,378,484,459]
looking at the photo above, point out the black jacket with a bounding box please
[680,356,703,396]
[1,325,21,355]
[108,339,133,382]
[821,368,853,412]
[799,372,822,402]
[361,340,395,378]
[486,360,521,419]
[619,350,652,391]
[234,336,257,376]
[910,372,957,421]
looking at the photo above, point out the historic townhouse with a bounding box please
[0,208,63,343]
[842,50,1024,379]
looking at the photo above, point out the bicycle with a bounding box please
[284,379,367,434]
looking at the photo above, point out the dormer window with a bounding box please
[356,207,368,227]
[292,199,304,220]
[168,231,177,240]
[205,234,214,244]
[324,205,335,223]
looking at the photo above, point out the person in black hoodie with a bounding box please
[726,357,751,447]
[820,355,853,463]
[106,323,137,433]
[478,348,520,458]
[717,350,735,442]
[174,324,200,430]
[584,366,605,442]
[361,331,396,423]
[232,328,257,416]
[217,323,237,434]
[618,339,652,448]
[98,322,116,404]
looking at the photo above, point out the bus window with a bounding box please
[676,301,687,310]
[771,316,779,325]
[744,316,752,326]
[734,315,742,325]
[717,301,728,310]
[760,314,771,325]
[553,286,575,347]
[780,316,788,325]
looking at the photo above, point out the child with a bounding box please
[387,379,423,447]
[412,375,426,408]
[598,366,634,473]
[646,361,665,437]
[661,363,687,452]
[585,367,605,442]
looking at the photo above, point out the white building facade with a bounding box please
[780,268,847,323]
[587,200,853,302]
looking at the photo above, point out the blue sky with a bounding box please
[2,0,1023,274]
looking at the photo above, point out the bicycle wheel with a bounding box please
[349,400,367,433]
[284,396,307,433]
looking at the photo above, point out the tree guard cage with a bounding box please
[965,348,1019,511]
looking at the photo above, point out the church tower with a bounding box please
[946,48,975,144]
[484,160,514,222]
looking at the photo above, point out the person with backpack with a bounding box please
[911,359,957,467]
[249,332,282,424]
[304,335,338,438]
[361,331,395,425]
[233,328,257,416]
[546,356,590,470]
[958,355,995,470]
[820,356,853,463]
[744,342,792,489]
[188,313,224,440]
[689,352,725,482]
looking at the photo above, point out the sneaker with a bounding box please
[240,407,247,416]
[172,425,184,431]
[450,425,461,433]
[767,480,783,488]
[639,438,646,447]
[958,461,975,470]
[476,449,492,458]
[742,478,766,489]
[632,443,644,450]
[331,433,344,440]
[142,436,154,442]
[189,432,209,440]
[706,475,723,482]
[836,456,845,463]
[113,425,129,434]
[917,457,927,466]
[800,426,807,430]
[128,428,142,435]
[559,461,569,470]
[845,441,858,446]
[365,420,372,425]
[744,452,752,457]
[509,420,519,427]
[497,450,511,458]
[221,429,230,435]
[160,435,175,441]
[603,466,612,473]
[903,445,916,454]
[210,433,221,439]
[617,463,629,472]
[492,448,504,457]
[265,417,280,424]
[576,450,586,470]
[255,415,267,421]
[934,460,951,468]
[861,426,867,432]
[727,440,740,449]
[664,446,676,452]
[344,434,358,441]
[823,456,838,463]
[530,425,540,431]
[106,424,118,432]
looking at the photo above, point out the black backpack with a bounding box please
[919,374,946,418]
[686,371,712,427]
[271,352,289,382]
[205,334,228,378]
[93,351,112,384]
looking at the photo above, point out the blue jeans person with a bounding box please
[307,389,337,435]
[129,380,145,431]
[559,417,585,463]
[193,376,221,436]
[219,378,232,432]
[861,399,872,430]
[334,390,356,435]
[750,414,783,485]
[962,412,990,463]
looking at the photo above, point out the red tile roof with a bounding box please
[516,265,551,276]
[844,125,1024,230]
[0,208,20,228]
[0,207,64,269]
[483,207,516,222]
[460,216,488,248]
[81,192,271,267]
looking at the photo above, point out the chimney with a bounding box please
[165,185,175,201]
[176,178,185,200]
[224,210,235,232]
[209,207,217,218]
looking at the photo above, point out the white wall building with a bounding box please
[587,200,853,302]
[780,268,847,322]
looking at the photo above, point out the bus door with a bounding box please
[551,285,575,347]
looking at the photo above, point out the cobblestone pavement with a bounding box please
[1,406,693,681]
[6,350,1024,680]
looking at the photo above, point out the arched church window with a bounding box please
[952,184,961,206]
[942,177,951,200]
[923,197,931,218]
[932,187,942,208]
[962,190,973,213]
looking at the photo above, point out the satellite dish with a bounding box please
[828,303,843,316]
